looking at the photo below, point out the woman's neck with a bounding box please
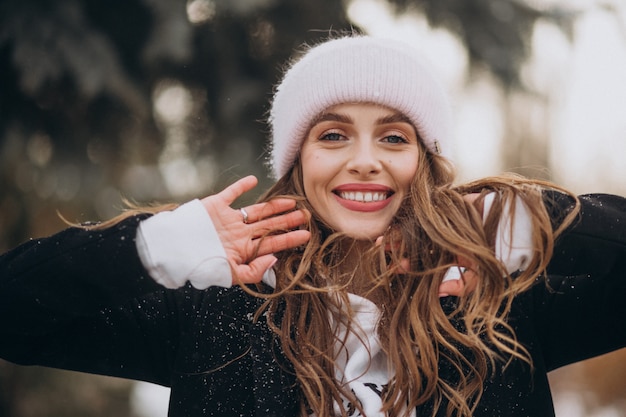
[339,239,383,302]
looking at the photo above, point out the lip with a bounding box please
[332,183,394,212]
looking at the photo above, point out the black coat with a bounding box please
[1,192,626,417]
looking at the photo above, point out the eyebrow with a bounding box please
[311,111,413,127]
[377,113,412,125]
[311,112,353,125]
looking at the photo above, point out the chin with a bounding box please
[340,225,388,241]
[344,233,377,241]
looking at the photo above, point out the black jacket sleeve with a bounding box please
[0,216,185,385]
[534,192,626,370]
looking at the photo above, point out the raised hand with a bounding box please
[376,235,477,297]
[438,255,478,297]
[201,175,310,285]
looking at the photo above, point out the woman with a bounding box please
[2,35,626,417]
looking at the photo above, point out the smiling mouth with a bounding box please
[335,191,391,202]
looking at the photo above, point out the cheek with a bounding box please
[303,152,322,166]
[394,159,419,190]
[301,147,331,188]
[300,154,321,200]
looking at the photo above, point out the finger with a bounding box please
[439,269,479,297]
[439,278,465,297]
[377,233,403,253]
[244,198,299,223]
[454,255,478,293]
[456,255,475,269]
[383,253,410,273]
[251,210,309,238]
[397,258,410,274]
[232,255,277,285]
[376,236,410,274]
[216,175,258,205]
[256,230,311,256]
[463,192,484,216]
[460,269,478,293]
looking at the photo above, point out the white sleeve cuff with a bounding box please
[135,199,232,289]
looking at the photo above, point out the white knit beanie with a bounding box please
[268,35,452,179]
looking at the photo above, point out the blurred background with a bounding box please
[0,0,625,416]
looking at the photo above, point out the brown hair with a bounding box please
[248,142,577,417]
[85,144,577,417]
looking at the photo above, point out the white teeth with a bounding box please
[339,191,388,202]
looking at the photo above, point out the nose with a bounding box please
[346,139,382,176]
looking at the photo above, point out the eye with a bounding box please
[319,132,345,141]
[382,135,409,144]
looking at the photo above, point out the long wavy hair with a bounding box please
[245,140,577,417]
[87,140,577,417]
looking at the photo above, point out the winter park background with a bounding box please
[1,0,625,416]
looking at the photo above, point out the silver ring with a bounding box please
[239,207,249,224]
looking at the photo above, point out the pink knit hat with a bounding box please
[268,35,452,179]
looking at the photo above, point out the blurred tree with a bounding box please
[365,0,577,181]
[0,0,576,250]
[0,0,576,251]
[0,0,355,253]
[2,0,622,416]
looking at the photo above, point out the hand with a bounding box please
[437,192,482,296]
[376,236,477,297]
[201,175,310,285]
[438,255,478,297]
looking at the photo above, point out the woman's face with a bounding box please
[300,103,421,239]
